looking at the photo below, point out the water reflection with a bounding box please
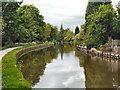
[75,50,118,88]
[17,44,119,88]
[17,46,59,85]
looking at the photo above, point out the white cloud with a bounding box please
[21,0,119,31]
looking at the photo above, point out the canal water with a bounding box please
[17,44,119,88]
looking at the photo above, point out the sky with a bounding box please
[21,0,119,32]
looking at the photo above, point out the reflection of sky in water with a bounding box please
[33,51,85,88]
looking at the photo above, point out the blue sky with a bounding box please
[21,0,119,32]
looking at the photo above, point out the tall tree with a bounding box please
[50,26,58,41]
[44,23,51,41]
[60,24,64,40]
[84,0,112,32]
[2,1,22,46]
[75,26,79,35]
[17,5,45,42]
[85,0,112,19]
[84,4,114,48]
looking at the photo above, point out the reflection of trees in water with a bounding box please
[75,49,118,88]
[17,44,75,85]
[58,44,75,60]
[17,46,59,85]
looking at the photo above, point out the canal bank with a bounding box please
[1,43,53,88]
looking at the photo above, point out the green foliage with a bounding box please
[84,4,114,48]
[2,1,22,46]
[97,47,103,50]
[105,37,112,45]
[73,34,80,45]
[73,24,85,45]
[59,24,64,40]
[108,47,112,51]
[84,1,112,32]
[50,26,58,41]
[64,29,74,42]
[85,1,111,19]
[17,5,45,42]
[44,23,59,41]
[44,23,52,40]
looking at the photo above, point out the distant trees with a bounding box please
[73,25,85,45]
[59,24,64,40]
[75,26,79,35]
[64,28,74,42]
[45,23,58,41]
[59,25,74,42]
[50,26,58,41]
[44,24,52,41]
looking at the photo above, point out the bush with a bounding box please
[108,47,112,51]
[97,47,103,50]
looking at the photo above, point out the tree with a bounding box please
[2,1,22,46]
[50,26,58,41]
[75,26,79,35]
[85,0,111,19]
[59,24,64,40]
[44,23,51,41]
[73,25,85,45]
[64,29,74,42]
[84,0,112,32]
[17,5,45,42]
[84,4,114,48]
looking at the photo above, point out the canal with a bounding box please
[17,44,119,88]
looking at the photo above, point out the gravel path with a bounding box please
[0,47,21,89]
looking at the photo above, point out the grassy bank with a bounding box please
[2,42,53,88]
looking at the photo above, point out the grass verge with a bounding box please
[2,42,53,88]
